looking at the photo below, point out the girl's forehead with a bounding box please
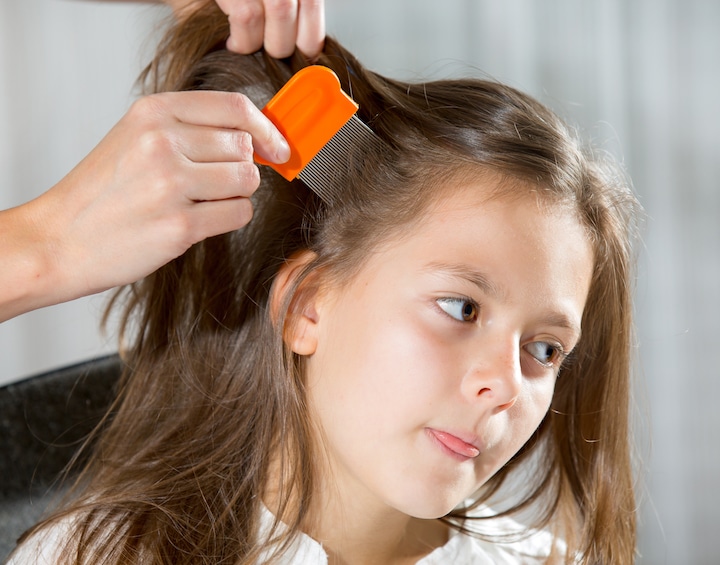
[321,174,587,288]
[356,179,591,282]
[415,167,574,215]
[414,176,581,236]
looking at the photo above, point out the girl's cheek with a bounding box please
[514,381,555,432]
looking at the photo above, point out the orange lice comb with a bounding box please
[255,65,381,203]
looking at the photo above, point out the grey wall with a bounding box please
[2,0,719,562]
[0,0,163,381]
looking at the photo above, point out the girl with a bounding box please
[10,2,639,563]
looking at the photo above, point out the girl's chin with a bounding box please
[390,493,470,521]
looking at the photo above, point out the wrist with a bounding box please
[0,198,68,322]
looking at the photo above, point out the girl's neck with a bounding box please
[301,485,449,565]
[263,480,449,565]
[315,513,448,565]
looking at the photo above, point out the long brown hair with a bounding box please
[19,2,639,563]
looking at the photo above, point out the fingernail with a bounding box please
[275,136,291,163]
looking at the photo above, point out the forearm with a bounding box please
[0,200,66,323]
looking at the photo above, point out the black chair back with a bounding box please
[0,355,122,562]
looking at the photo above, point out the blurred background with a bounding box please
[1,0,718,562]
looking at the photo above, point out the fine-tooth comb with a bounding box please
[254,65,383,204]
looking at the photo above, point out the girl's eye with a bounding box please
[436,297,479,323]
[525,341,564,367]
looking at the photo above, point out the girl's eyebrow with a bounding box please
[422,261,506,300]
[422,261,582,339]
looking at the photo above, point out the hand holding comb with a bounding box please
[254,65,381,203]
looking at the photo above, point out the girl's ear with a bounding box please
[270,251,322,356]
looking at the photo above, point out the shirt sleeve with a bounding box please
[6,519,72,565]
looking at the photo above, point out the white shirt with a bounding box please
[255,503,558,565]
[8,505,559,564]
[257,525,556,565]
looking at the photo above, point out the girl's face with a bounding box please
[298,181,593,520]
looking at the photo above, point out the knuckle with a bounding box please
[265,0,296,20]
[237,162,261,192]
[227,2,264,27]
[235,131,253,157]
[138,129,174,160]
[235,198,255,225]
[226,92,253,120]
[127,94,165,122]
[165,211,196,244]
[146,172,177,204]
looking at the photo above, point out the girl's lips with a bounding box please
[426,428,481,459]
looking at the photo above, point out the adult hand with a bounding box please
[101,1,325,58]
[0,90,289,322]
[161,0,325,59]
[217,0,325,59]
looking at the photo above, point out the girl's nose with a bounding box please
[461,334,522,413]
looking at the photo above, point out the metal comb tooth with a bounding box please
[297,115,385,204]
[254,66,387,205]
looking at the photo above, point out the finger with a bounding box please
[296,0,325,59]
[263,0,299,59]
[183,161,261,202]
[223,0,265,54]
[188,197,255,240]
[174,125,255,164]
[164,91,290,163]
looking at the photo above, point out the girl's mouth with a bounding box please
[426,428,481,460]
